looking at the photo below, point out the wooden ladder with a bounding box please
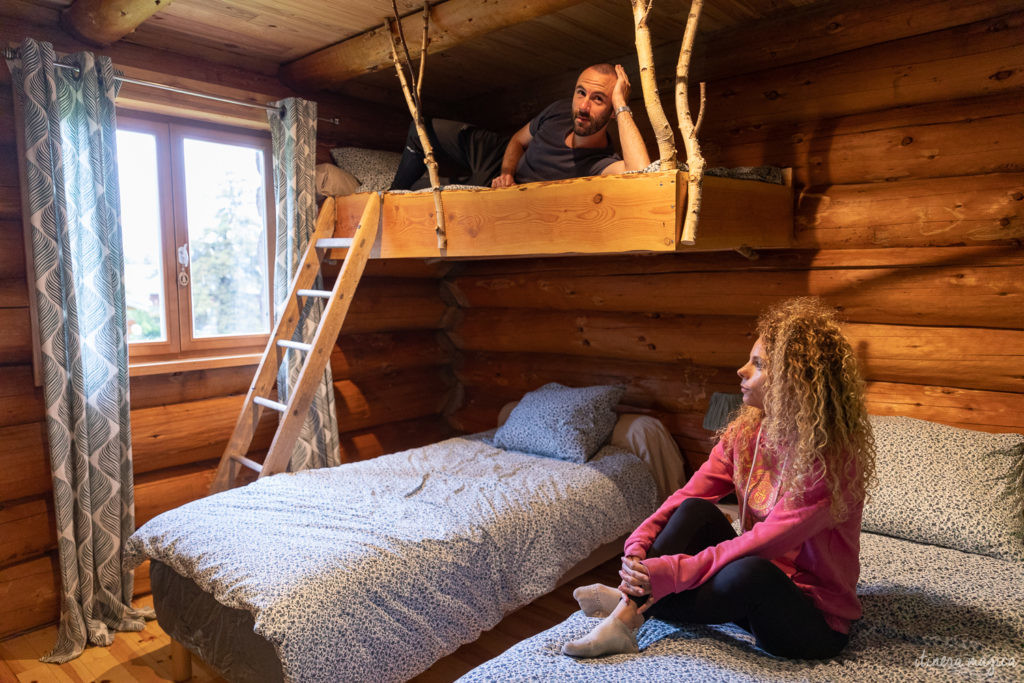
[210,193,381,493]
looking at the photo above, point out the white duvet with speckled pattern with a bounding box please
[125,436,657,682]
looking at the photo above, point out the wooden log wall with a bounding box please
[2,0,1022,643]
[442,1,1024,473]
[0,17,451,639]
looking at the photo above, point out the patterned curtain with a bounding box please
[6,38,151,663]
[268,98,342,471]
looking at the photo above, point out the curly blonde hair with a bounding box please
[723,297,875,521]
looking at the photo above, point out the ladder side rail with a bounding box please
[210,197,340,493]
[259,193,382,479]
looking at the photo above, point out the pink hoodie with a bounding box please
[623,425,863,634]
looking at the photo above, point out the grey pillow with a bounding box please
[329,147,402,192]
[863,415,1024,562]
[493,383,625,463]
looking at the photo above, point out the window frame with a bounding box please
[117,112,276,366]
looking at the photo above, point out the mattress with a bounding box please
[457,532,1024,682]
[126,434,659,682]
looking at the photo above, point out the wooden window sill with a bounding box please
[129,351,263,376]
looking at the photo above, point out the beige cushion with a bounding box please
[496,401,684,500]
[611,414,685,501]
[315,163,360,197]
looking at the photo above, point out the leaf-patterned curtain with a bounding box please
[5,38,152,663]
[268,98,342,471]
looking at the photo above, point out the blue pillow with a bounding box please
[493,383,625,463]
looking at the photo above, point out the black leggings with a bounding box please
[390,119,508,190]
[633,497,849,659]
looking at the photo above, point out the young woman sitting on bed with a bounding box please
[564,297,876,660]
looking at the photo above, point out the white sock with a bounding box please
[561,615,638,658]
[573,583,624,618]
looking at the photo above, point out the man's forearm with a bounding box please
[615,109,651,171]
[500,137,526,177]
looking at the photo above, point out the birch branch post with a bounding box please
[417,2,430,101]
[385,10,447,250]
[630,0,677,170]
[676,0,706,245]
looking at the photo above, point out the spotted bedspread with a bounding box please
[458,532,1024,682]
[125,436,657,682]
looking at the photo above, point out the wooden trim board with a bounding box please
[334,171,793,258]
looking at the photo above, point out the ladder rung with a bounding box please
[316,238,353,249]
[297,289,332,299]
[231,454,264,473]
[253,396,288,412]
[277,340,313,352]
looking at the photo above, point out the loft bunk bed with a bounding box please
[210,0,799,488]
[211,166,793,491]
[332,168,794,259]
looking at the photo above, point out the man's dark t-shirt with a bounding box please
[514,99,621,183]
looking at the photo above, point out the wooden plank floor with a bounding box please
[0,595,222,683]
[0,559,621,682]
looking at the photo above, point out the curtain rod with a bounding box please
[2,47,340,125]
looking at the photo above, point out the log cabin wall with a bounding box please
[0,22,451,639]
[0,0,1020,643]
[443,1,1024,472]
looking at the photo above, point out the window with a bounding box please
[116,114,275,365]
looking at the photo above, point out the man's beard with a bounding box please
[572,109,611,137]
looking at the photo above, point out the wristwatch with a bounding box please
[616,105,632,116]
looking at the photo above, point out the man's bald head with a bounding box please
[584,63,616,77]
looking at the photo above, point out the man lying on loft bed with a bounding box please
[388,63,652,190]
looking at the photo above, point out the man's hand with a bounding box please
[490,173,516,188]
[612,64,632,112]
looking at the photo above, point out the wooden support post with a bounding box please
[676,0,706,245]
[385,8,448,251]
[417,2,430,101]
[630,0,677,170]
[170,638,192,681]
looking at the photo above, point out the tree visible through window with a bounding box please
[116,114,274,361]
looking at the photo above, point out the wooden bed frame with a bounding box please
[333,170,794,259]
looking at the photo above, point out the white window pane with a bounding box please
[116,129,167,343]
[181,138,270,339]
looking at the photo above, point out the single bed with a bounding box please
[457,415,1024,683]
[125,386,683,682]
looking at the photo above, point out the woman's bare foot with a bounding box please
[572,583,622,618]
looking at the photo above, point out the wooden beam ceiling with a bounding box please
[61,0,175,47]
[280,0,589,93]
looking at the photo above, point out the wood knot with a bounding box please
[764,90,780,100]
[826,21,842,32]
[1011,192,1023,201]
[900,136,914,146]
[593,193,603,204]
[988,70,1015,81]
